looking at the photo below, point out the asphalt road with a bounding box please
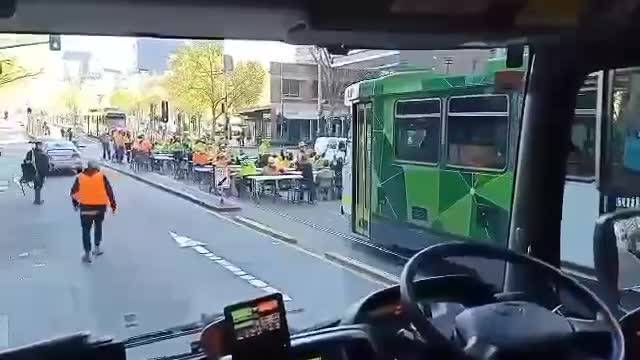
[0,121,383,358]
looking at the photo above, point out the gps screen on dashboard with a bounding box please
[230,298,281,340]
[224,293,290,358]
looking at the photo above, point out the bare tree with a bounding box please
[309,47,378,135]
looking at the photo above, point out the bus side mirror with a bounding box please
[593,208,640,315]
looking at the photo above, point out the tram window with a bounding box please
[394,98,441,163]
[447,95,509,169]
[602,68,640,196]
[567,118,596,178]
[567,89,596,178]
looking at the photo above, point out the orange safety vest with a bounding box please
[73,171,110,206]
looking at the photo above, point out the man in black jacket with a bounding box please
[24,141,50,205]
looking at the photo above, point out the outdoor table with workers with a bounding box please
[119,135,344,204]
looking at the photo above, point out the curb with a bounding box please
[324,252,399,286]
[101,162,241,213]
[233,216,298,244]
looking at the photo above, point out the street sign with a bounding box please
[215,167,230,189]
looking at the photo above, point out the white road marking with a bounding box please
[169,231,204,248]
[248,279,268,288]
[224,265,242,273]
[262,288,292,301]
[205,209,390,287]
[0,315,7,348]
[215,259,232,267]
[0,180,8,192]
[193,246,210,254]
[168,231,294,300]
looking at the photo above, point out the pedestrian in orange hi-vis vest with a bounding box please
[70,160,117,263]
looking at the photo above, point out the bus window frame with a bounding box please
[566,72,603,184]
[444,93,511,173]
[393,97,442,166]
[599,67,640,199]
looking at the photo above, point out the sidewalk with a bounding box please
[91,152,241,213]
[78,140,405,282]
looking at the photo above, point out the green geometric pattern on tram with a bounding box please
[471,195,510,245]
[379,165,408,221]
[404,167,439,223]
[474,172,513,210]
[431,170,513,241]
[438,171,473,214]
[436,192,474,238]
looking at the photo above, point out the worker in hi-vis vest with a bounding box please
[71,160,117,263]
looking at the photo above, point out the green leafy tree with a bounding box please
[0,56,42,88]
[165,42,266,137]
[110,88,137,113]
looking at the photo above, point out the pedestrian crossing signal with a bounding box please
[49,35,61,51]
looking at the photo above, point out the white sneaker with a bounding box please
[92,246,104,256]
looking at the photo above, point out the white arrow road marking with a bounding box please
[169,231,204,248]
[169,231,293,301]
[193,246,210,254]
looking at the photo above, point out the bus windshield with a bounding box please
[0,36,531,351]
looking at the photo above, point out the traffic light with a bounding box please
[49,35,61,51]
[161,101,169,123]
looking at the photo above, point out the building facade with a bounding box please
[269,62,320,145]
[333,49,493,75]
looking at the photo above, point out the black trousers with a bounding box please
[33,176,44,203]
[80,212,105,252]
[300,179,315,202]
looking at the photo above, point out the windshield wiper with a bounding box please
[124,313,223,349]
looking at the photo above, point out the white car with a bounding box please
[314,137,347,162]
[44,140,83,174]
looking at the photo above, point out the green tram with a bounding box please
[344,62,640,273]
[344,62,525,253]
[83,107,127,137]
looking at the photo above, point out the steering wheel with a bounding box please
[400,242,624,359]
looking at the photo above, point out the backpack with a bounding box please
[20,150,38,183]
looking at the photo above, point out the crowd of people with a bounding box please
[256,142,345,202]
[99,129,153,164]
[96,129,347,203]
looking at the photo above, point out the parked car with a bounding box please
[43,140,83,174]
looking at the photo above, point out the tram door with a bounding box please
[353,102,372,237]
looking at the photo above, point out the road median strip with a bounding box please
[232,216,298,244]
[100,161,240,213]
[324,252,399,286]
